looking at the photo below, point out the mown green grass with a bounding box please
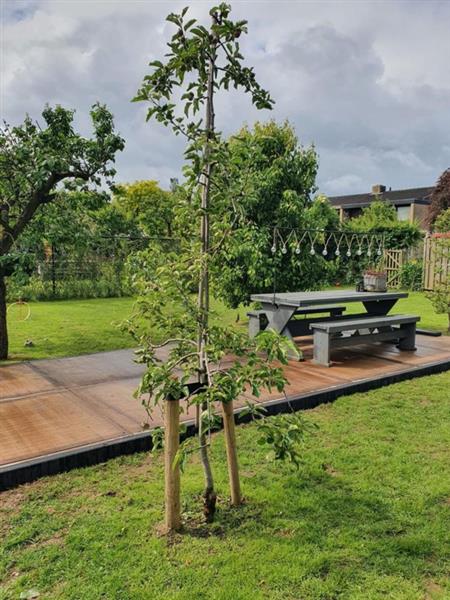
[344,290,448,332]
[1,372,449,600]
[6,297,137,362]
[5,291,447,363]
[5,297,246,362]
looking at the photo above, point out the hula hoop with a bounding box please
[7,301,31,322]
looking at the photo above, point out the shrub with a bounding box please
[345,199,422,249]
[434,208,450,233]
[428,168,450,230]
[6,275,130,302]
[399,260,423,291]
[426,235,450,332]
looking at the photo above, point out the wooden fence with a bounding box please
[422,235,450,291]
[383,236,450,290]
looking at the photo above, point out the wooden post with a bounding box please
[51,244,56,298]
[222,400,241,506]
[164,398,181,532]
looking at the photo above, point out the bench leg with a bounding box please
[313,329,331,367]
[397,323,417,351]
[248,315,260,339]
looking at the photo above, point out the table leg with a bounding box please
[362,299,397,316]
[362,299,398,338]
[262,304,300,360]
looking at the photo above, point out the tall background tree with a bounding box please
[113,180,175,238]
[0,104,124,359]
[428,167,450,230]
[209,120,339,307]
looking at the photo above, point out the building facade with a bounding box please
[328,184,433,229]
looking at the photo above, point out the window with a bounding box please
[396,205,410,221]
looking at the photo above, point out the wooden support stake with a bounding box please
[222,400,241,506]
[164,398,181,532]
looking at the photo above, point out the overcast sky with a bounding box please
[2,0,450,195]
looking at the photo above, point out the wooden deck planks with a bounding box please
[1,336,450,469]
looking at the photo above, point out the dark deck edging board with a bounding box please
[1,358,449,492]
[417,329,442,337]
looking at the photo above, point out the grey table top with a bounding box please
[250,290,409,307]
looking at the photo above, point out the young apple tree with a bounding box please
[131,3,313,531]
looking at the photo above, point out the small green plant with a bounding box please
[399,260,423,291]
[240,401,318,468]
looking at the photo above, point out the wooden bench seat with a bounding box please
[311,314,420,367]
[248,305,346,338]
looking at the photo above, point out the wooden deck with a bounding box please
[1,334,450,489]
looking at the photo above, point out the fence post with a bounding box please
[51,244,56,297]
[422,234,429,290]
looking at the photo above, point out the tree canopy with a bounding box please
[0,103,124,358]
[434,208,450,233]
[428,168,450,230]
[209,120,338,307]
[112,180,175,238]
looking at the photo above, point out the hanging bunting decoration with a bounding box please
[270,228,385,259]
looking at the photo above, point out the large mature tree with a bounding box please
[18,189,108,253]
[0,104,124,359]
[428,168,450,230]
[209,120,339,307]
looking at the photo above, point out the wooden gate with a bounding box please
[383,249,404,288]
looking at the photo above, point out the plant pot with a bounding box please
[363,272,387,292]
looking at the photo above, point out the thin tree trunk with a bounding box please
[0,275,8,360]
[197,17,217,523]
[222,400,242,506]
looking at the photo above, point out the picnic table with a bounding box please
[249,290,416,364]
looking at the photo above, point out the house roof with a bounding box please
[328,186,434,209]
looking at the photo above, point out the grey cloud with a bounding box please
[2,0,450,195]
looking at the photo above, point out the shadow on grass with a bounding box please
[199,467,442,580]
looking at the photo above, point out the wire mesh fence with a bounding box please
[6,236,156,302]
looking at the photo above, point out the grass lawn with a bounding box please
[1,372,449,599]
[4,291,447,363]
[349,291,449,332]
[4,297,245,362]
